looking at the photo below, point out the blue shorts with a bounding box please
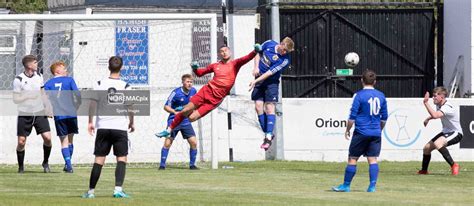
[348,132,381,158]
[251,83,279,102]
[54,117,78,137]
[170,124,196,139]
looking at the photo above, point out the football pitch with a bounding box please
[0,161,472,206]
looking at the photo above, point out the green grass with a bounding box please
[0,161,472,206]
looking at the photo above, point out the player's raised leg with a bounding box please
[188,108,203,122]
[155,102,196,137]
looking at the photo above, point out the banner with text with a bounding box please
[283,98,474,151]
[115,20,149,85]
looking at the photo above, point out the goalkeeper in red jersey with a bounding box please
[156,45,261,137]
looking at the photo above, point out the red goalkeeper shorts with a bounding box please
[190,85,223,117]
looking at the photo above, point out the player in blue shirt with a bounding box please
[155,74,198,170]
[43,61,81,173]
[332,70,388,193]
[249,37,295,150]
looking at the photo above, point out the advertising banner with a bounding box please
[115,20,149,85]
[283,98,474,151]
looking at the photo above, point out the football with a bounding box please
[344,52,360,68]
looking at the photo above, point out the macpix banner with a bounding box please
[0,90,150,116]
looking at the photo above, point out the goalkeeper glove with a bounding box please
[190,61,199,70]
[175,106,184,112]
[254,43,262,52]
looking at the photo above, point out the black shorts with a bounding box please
[94,129,128,157]
[17,116,51,137]
[431,132,463,146]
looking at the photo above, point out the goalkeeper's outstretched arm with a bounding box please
[191,62,214,77]
[234,50,257,68]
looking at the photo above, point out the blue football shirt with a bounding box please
[43,76,80,120]
[258,40,291,84]
[165,87,197,126]
[348,87,388,137]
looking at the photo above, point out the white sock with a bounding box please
[88,189,95,194]
[114,186,123,192]
[265,133,273,140]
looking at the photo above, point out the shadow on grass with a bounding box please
[324,189,367,193]
[0,170,61,174]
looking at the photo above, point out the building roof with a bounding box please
[48,0,257,13]
[0,8,11,14]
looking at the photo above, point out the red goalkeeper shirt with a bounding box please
[194,51,256,101]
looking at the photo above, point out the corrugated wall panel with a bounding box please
[256,7,435,97]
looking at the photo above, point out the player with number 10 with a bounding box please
[332,70,388,193]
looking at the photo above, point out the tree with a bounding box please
[8,0,47,14]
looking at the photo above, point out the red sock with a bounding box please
[170,113,185,130]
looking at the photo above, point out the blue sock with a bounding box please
[258,114,267,133]
[68,144,74,157]
[266,114,276,136]
[160,148,169,167]
[343,165,357,186]
[190,149,197,167]
[61,147,72,170]
[369,163,379,187]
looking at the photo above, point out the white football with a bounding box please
[344,52,360,67]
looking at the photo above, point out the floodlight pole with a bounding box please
[267,0,284,160]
